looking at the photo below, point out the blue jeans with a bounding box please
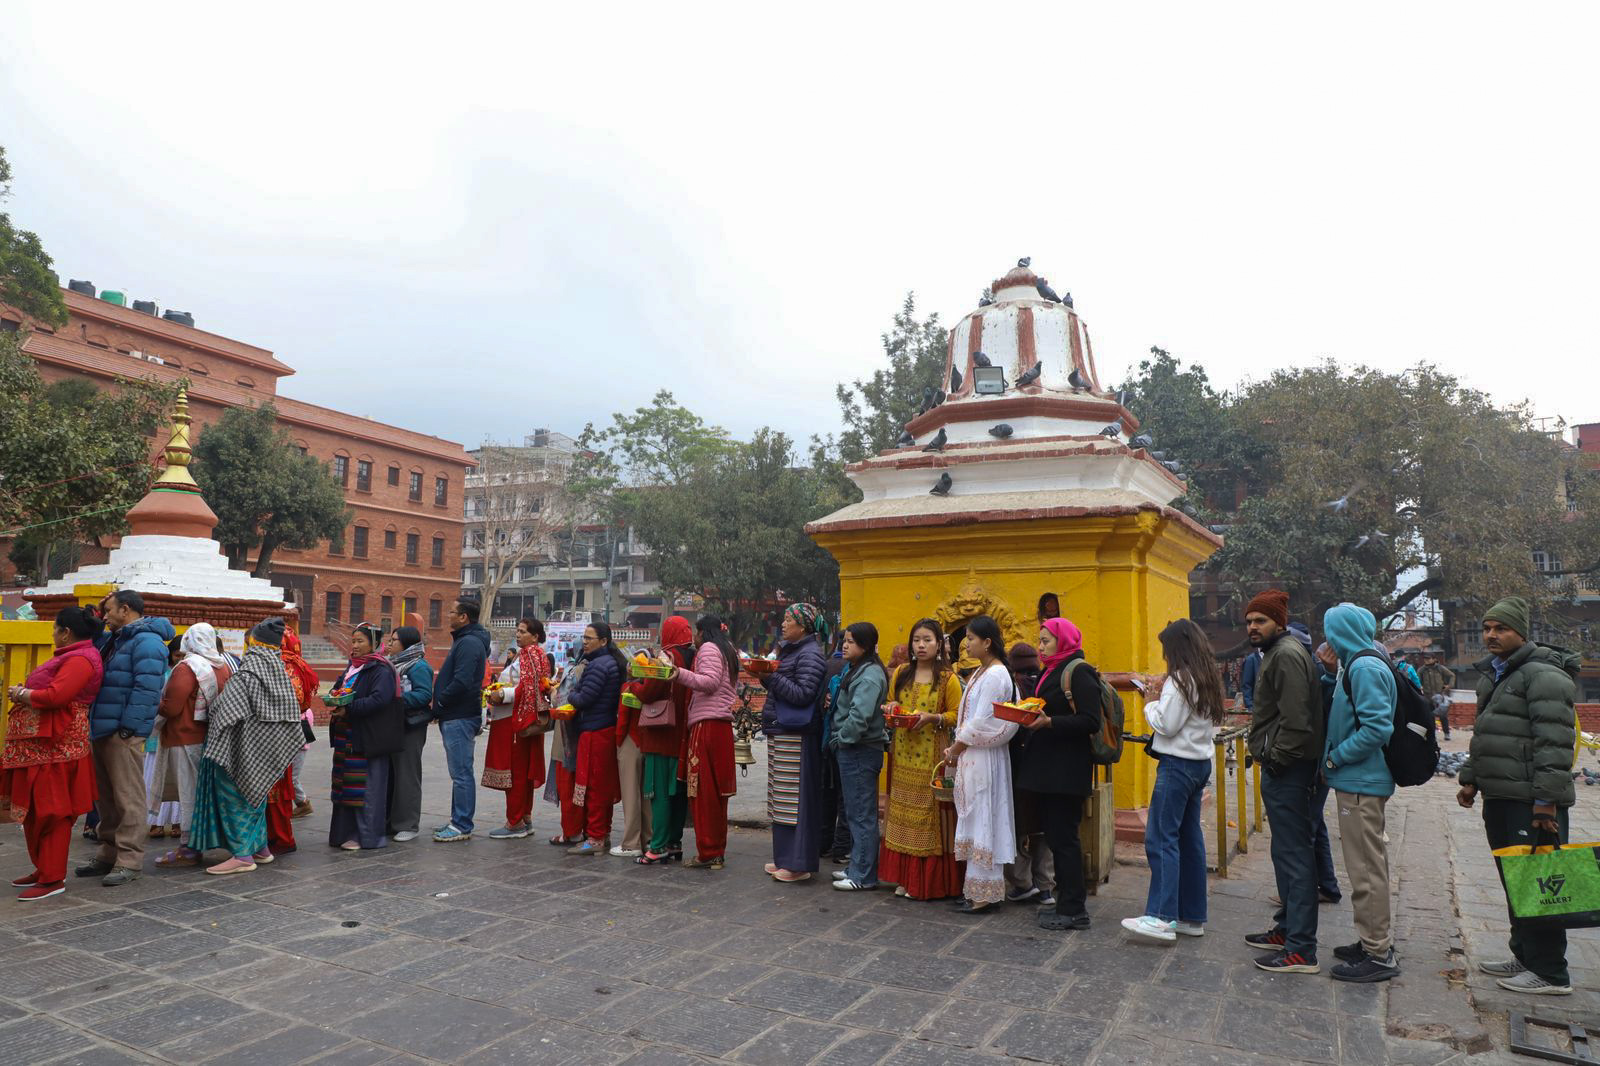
[834,744,883,886]
[1144,754,1211,924]
[1263,758,1320,958]
[438,717,480,834]
[1311,778,1341,900]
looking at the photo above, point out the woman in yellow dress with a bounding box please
[879,618,964,900]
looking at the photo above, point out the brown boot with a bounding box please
[292,800,314,819]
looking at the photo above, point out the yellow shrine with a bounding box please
[808,262,1220,825]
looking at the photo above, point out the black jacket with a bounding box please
[1013,654,1102,797]
[432,622,490,723]
[341,661,398,755]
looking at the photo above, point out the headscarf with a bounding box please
[1036,616,1084,695]
[661,615,693,649]
[784,603,819,634]
[180,622,228,714]
[280,629,321,713]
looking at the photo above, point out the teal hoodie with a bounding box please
[1323,604,1397,798]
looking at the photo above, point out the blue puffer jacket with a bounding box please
[569,646,623,733]
[761,637,826,735]
[91,615,177,739]
[1323,603,1396,798]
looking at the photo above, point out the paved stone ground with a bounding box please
[0,731,1592,1065]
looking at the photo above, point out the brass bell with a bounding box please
[733,739,756,766]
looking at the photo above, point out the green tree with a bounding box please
[190,403,350,578]
[1123,351,1600,654]
[0,333,178,582]
[828,293,947,464]
[0,145,67,328]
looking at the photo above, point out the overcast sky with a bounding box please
[6,4,1598,453]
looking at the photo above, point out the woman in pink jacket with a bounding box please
[660,615,739,870]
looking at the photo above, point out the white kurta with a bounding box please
[952,663,1020,902]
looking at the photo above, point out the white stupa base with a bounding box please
[26,534,288,605]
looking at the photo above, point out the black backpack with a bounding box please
[1341,649,1439,787]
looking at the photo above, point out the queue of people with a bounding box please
[1,589,1581,1001]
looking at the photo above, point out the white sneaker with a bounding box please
[832,870,849,881]
[609,846,643,858]
[392,831,419,842]
[1120,916,1177,943]
[1495,970,1572,995]
[1174,921,1205,937]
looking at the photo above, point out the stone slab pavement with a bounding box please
[0,729,1590,1065]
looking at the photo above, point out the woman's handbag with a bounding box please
[300,718,316,745]
[1494,832,1600,929]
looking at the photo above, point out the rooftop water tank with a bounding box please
[100,290,127,306]
[161,310,195,327]
[132,300,158,315]
[67,279,95,296]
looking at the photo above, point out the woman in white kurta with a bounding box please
[943,615,1020,913]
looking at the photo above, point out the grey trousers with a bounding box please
[388,725,429,835]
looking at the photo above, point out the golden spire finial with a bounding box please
[154,387,200,490]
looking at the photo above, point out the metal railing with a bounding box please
[1213,724,1263,878]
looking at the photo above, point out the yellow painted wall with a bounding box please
[813,509,1217,809]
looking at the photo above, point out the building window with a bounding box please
[429,598,442,627]
[403,595,417,619]
[380,595,393,620]
[333,455,349,486]
[352,526,369,558]
[409,471,423,502]
[462,564,481,585]
[388,464,400,487]
[349,592,366,622]
[435,476,449,506]
[356,460,373,492]
[325,591,342,624]
[384,529,397,550]
[406,533,420,565]
[431,535,444,566]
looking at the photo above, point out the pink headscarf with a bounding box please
[1035,617,1084,695]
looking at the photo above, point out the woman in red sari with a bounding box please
[265,629,320,855]
[482,616,550,838]
[3,607,105,901]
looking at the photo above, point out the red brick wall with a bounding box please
[1448,701,1600,732]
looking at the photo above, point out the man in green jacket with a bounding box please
[1457,596,1579,996]
[1242,589,1327,974]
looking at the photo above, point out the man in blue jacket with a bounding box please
[76,590,176,886]
[1322,603,1399,983]
[431,600,490,842]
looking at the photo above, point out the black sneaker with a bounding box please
[1318,890,1342,904]
[1330,951,1399,983]
[1243,929,1286,949]
[1005,886,1041,903]
[1254,950,1319,974]
[1333,941,1366,964]
[74,860,113,879]
[1038,911,1091,931]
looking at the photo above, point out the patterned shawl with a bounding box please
[513,642,550,731]
[203,644,305,807]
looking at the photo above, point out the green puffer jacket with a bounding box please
[1458,642,1579,806]
[1246,631,1324,767]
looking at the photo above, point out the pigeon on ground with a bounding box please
[950,366,963,393]
[1131,433,1154,449]
[1099,418,1123,438]
[1035,279,1062,303]
[896,430,916,448]
[922,428,948,452]
[988,424,1014,439]
[930,472,953,496]
[1015,363,1042,388]
[973,351,992,368]
[1063,291,1074,308]
[1017,257,1031,268]
[1067,367,1091,391]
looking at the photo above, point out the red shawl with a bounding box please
[281,630,322,712]
[512,643,550,731]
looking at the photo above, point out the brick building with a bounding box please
[1,284,473,659]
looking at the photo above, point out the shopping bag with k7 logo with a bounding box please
[1493,839,1600,929]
